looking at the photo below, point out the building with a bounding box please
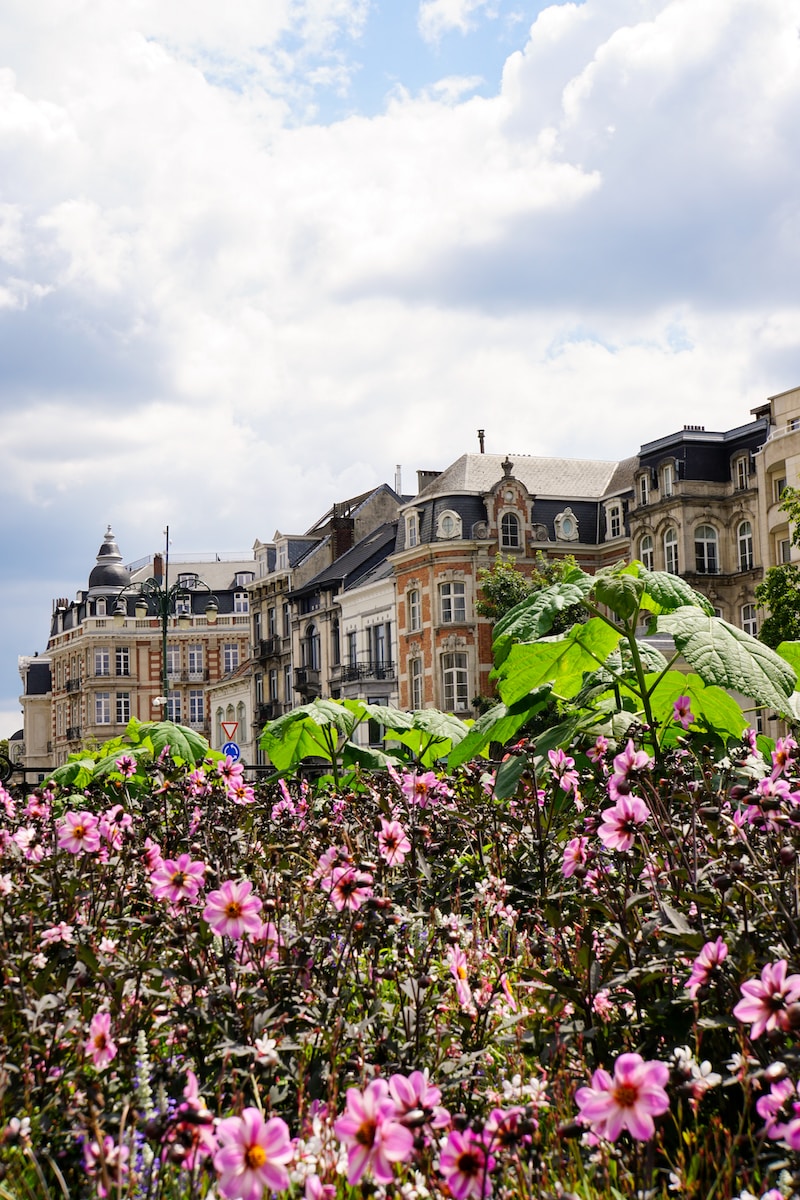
[45,529,255,766]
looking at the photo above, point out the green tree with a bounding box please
[755,563,800,648]
[476,551,586,631]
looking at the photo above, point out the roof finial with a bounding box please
[502,456,513,477]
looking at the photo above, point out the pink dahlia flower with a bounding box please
[84,1012,118,1071]
[214,1108,292,1200]
[320,866,373,911]
[684,937,728,999]
[57,811,101,855]
[150,853,206,905]
[562,835,589,878]
[733,959,800,1039]
[333,1078,414,1185]
[378,818,411,866]
[597,796,650,851]
[575,1052,669,1141]
[203,880,263,939]
[439,1128,495,1199]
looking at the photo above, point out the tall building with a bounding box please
[44,529,254,766]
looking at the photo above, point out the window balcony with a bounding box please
[294,667,321,697]
[257,636,282,659]
[65,678,82,693]
[66,726,82,741]
[339,661,396,683]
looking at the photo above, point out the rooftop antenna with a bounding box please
[478,429,485,454]
[395,464,402,493]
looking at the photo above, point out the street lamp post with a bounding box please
[113,527,218,714]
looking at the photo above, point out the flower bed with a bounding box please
[2,718,800,1200]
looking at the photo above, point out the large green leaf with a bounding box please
[657,608,796,711]
[644,671,747,744]
[137,721,209,765]
[494,618,622,705]
[638,569,715,617]
[447,689,551,768]
[492,573,594,664]
[392,710,470,766]
[260,713,337,770]
[593,572,645,622]
[777,642,800,676]
[48,758,97,789]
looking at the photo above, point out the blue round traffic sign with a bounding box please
[222,741,241,762]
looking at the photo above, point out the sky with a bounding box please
[1,0,800,740]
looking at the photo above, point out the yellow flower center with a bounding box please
[245,1145,267,1169]
[613,1083,638,1109]
[225,902,242,919]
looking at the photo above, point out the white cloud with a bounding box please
[418,0,499,44]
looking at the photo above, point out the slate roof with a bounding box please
[293,524,398,596]
[415,453,621,501]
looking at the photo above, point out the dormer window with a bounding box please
[500,512,521,550]
[235,572,254,587]
[436,510,462,540]
[277,544,288,570]
[734,457,749,491]
[638,474,649,506]
[406,511,420,549]
[662,463,675,497]
[605,503,622,540]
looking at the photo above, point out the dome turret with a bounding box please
[87,526,131,593]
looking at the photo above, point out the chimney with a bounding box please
[330,504,355,559]
[395,464,402,493]
[153,553,164,583]
[478,429,485,453]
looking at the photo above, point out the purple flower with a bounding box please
[673,695,695,730]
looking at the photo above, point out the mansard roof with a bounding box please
[414,453,620,502]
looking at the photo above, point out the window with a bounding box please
[664,528,679,575]
[407,588,421,632]
[639,474,649,506]
[269,669,279,700]
[284,663,292,702]
[115,646,130,677]
[255,673,264,704]
[166,691,181,722]
[253,610,262,643]
[694,525,718,574]
[346,631,358,667]
[223,643,240,673]
[234,591,249,614]
[780,538,792,564]
[741,604,758,636]
[410,658,423,710]
[95,693,111,724]
[662,463,674,497]
[116,692,130,724]
[442,653,469,712]
[175,595,192,616]
[235,572,254,586]
[735,457,749,491]
[166,644,180,676]
[775,476,788,504]
[331,619,340,666]
[737,521,754,571]
[607,505,622,540]
[277,544,288,570]
[283,603,291,638]
[267,607,277,637]
[189,690,204,724]
[440,581,466,624]
[302,626,320,671]
[406,513,419,548]
[178,573,197,588]
[500,512,521,550]
[437,510,462,540]
[96,598,107,617]
[94,648,110,677]
[371,623,389,667]
[639,535,654,571]
[188,644,203,677]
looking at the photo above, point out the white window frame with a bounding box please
[188,644,203,677]
[234,591,249,614]
[436,510,462,540]
[94,648,110,677]
[741,604,758,636]
[406,512,419,549]
[638,474,649,506]
[95,692,111,725]
[500,512,521,550]
[166,691,181,722]
[775,476,788,504]
[694,525,719,575]
[662,463,675,497]
[166,643,180,675]
[607,504,622,540]
[175,595,192,616]
[442,652,469,713]
[780,537,792,564]
[116,692,131,724]
[639,535,654,571]
[115,646,130,677]
[664,528,679,575]
[440,581,466,624]
[735,457,749,491]
[223,643,240,674]
[737,521,754,572]
[410,657,423,710]
[189,690,204,725]
[407,588,421,632]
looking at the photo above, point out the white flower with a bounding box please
[253,1036,279,1065]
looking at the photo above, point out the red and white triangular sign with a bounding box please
[221,721,239,741]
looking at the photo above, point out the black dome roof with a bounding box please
[88,526,131,592]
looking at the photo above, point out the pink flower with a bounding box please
[673,695,695,730]
[203,880,263,939]
[40,921,75,947]
[333,1078,414,1185]
[733,960,800,1039]
[173,1070,217,1170]
[562,836,589,878]
[575,1052,669,1141]
[228,781,256,806]
[448,946,473,1008]
[150,853,207,905]
[320,866,374,911]
[142,837,163,872]
[84,1012,118,1070]
[377,818,411,866]
[57,811,101,855]
[439,1128,494,1199]
[217,755,244,784]
[400,770,447,808]
[115,754,137,777]
[684,938,728,999]
[84,1135,129,1197]
[389,1070,450,1130]
[587,735,609,765]
[597,796,650,851]
[612,740,652,778]
[214,1108,292,1200]
[548,748,579,793]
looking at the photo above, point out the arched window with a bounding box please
[436,510,462,539]
[741,604,758,636]
[303,624,320,671]
[664,528,679,575]
[639,535,654,571]
[694,525,718,574]
[407,588,421,632]
[331,618,340,666]
[738,521,754,572]
[500,512,521,550]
